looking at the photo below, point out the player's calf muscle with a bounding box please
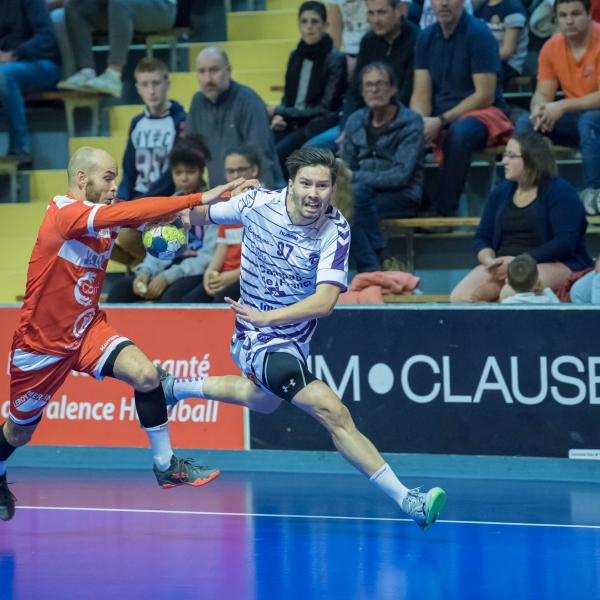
[3,420,37,447]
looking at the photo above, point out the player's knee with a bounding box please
[314,397,351,431]
[131,361,160,392]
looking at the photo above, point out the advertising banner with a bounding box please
[249,307,600,458]
[1,307,245,449]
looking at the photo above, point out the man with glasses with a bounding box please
[343,62,424,271]
[186,47,284,190]
[303,0,418,153]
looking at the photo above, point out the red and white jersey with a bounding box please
[17,195,120,355]
[15,191,205,356]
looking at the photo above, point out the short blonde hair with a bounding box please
[134,57,169,81]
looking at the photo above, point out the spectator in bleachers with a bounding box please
[515,0,600,195]
[118,58,185,201]
[186,47,284,189]
[410,0,512,218]
[179,146,262,303]
[46,0,76,80]
[0,0,61,164]
[343,62,424,271]
[475,0,529,86]
[450,131,593,302]
[327,0,371,77]
[501,253,561,303]
[269,2,347,178]
[419,0,474,28]
[570,256,600,302]
[107,137,217,304]
[57,0,177,97]
[110,59,188,268]
[305,0,419,153]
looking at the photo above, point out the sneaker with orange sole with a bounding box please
[154,456,220,489]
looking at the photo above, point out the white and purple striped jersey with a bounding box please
[208,187,350,345]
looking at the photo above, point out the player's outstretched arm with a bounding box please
[226,284,340,328]
[190,178,259,226]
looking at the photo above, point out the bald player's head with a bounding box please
[196,47,231,101]
[68,146,118,204]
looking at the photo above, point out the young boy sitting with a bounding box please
[106,136,217,304]
[502,254,561,304]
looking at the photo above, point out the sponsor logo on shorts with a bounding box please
[282,379,296,394]
[14,390,51,410]
[73,307,96,338]
[100,335,119,352]
[245,372,258,385]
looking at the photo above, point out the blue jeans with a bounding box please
[515,110,600,189]
[302,126,340,153]
[433,117,488,216]
[570,270,600,304]
[352,181,419,272]
[0,60,61,153]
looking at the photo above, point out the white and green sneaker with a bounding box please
[402,487,446,532]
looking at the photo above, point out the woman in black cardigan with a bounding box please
[451,130,593,303]
[267,1,347,178]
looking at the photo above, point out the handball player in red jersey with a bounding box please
[0,146,244,521]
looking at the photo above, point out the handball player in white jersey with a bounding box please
[165,148,446,531]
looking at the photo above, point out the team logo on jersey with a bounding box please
[73,307,96,338]
[74,272,99,307]
[308,252,319,266]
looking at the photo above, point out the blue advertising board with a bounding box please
[249,306,600,457]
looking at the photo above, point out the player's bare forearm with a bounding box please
[226,284,341,327]
[190,205,211,226]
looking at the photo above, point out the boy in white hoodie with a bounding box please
[502,253,560,304]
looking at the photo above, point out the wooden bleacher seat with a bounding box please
[144,28,190,71]
[382,216,600,273]
[0,156,20,203]
[26,91,101,138]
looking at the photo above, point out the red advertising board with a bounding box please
[1,307,246,449]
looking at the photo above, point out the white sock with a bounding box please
[80,68,96,78]
[144,423,173,471]
[104,67,122,81]
[0,461,6,476]
[370,463,410,506]
[173,376,207,401]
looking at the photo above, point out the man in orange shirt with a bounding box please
[515,0,600,192]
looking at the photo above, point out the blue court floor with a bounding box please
[1,467,599,600]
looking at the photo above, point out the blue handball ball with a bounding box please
[142,217,188,260]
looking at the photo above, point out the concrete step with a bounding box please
[188,39,296,72]
[0,204,47,236]
[227,10,298,41]
[27,170,68,202]
[109,105,144,137]
[266,0,302,9]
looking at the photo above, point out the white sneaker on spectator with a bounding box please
[580,188,600,216]
[84,69,122,97]
[57,69,96,92]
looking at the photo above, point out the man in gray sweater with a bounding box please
[186,48,284,189]
[343,61,424,272]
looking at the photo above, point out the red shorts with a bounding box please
[9,312,131,425]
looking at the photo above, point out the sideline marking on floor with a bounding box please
[17,506,600,530]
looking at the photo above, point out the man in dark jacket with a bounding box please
[186,47,284,189]
[304,0,419,153]
[0,0,61,163]
[118,58,186,201]
[343,62,424,272]
[268,1,347,177]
